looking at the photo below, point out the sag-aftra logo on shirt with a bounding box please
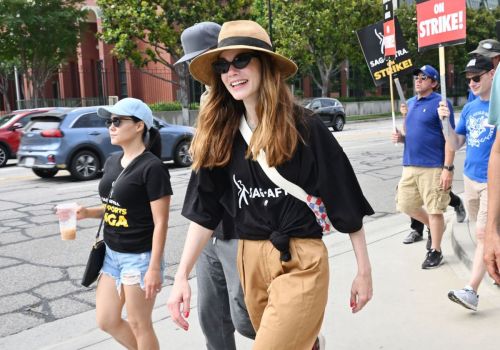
[104,203,129,227]
[232,174,288,209]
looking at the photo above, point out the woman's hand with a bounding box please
[350,271,373,313]
[144,268,162,300]
[167,276,192,331]
[76,205,88,220]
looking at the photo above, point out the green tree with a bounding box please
[254,0,382,97]
[0,0,87,105]
[97,0,252,106]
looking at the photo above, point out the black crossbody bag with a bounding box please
[81,153,145,287]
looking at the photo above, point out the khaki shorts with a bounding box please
[237,238,329,350]
[396,166,450,214]
[463,175,488,229]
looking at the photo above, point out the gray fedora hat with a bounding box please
[175,22,221,65]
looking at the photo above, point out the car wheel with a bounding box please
[32,168,58,178]
[69,150,100,181]
[0,144,8,167]
[333,116,345,131]
[174,140,192,167]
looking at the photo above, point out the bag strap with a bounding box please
[238,115,309,204]
[94,152,146,241]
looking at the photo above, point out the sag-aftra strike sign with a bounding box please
[356,17,413,86]
[417,0,466,51]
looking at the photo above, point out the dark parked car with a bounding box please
[0,108,53,167]
[304,97,346,131]
[17,106,194,180]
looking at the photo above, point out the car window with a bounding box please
[26,120,61,131]
[73,113,106,128]
[311,100,321,109]
[153,118,164,129]
[18,115,34,127]
[321,99,334,107]
[0,113,15,127]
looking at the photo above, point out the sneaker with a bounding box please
[448,286,478,311]
[454,198,466,223]
[403,230,423,244]
[426,229,432,251]
[422,249,443,269]
[312,333,326,350]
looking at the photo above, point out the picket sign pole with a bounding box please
[388,61,396,131]
[388,61,399,146]
[439,45,450,137]
[394,77,406,104]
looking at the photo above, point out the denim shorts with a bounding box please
[100,244,165,293]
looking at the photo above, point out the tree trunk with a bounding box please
[2,94,11,112]
[176,64,189,107]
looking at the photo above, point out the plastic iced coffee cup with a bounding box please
[56,202,78,240]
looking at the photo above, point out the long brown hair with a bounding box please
[190,52,303,170]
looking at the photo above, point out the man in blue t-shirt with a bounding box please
[438,55,496,311]
[392,64,456,269]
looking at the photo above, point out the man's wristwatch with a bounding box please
[443,165,455,171]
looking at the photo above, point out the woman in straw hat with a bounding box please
[167,20,373,349]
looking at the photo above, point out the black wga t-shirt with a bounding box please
[99,152,173,253]
[182,111,374,241]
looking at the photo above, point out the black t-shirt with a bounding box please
[182,111,374,240]
[99,152,173,253]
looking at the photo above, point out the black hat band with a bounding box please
[218,36,273,51]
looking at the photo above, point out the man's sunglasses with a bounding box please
[414,75,430,81]
[466,71,487,83]
[105,117,134,128]
[212,52,259,74]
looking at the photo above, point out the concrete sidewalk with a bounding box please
[1,211,499,350]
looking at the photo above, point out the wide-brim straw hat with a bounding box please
[189,20,298,86]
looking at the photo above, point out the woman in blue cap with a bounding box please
[76,98,172,349]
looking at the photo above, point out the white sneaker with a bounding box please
[448,286,479,311]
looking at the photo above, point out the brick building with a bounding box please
[1,0,178,113]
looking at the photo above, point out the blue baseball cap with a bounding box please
[98,98,153,130]
[413,65,440,82]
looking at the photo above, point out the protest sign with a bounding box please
[416,0,466,51]
[383,0,396,58]
[356,18,413,86]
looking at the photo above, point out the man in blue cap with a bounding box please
[171,22,256,350]
[392,65,456,269]
[438,55,496,311]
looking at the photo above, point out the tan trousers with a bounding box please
[237,238,329,350]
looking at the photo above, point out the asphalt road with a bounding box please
[0,117,465,338]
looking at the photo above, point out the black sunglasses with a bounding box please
[105,117,134,128]
[466,71,487,83]
[212,52,259,74]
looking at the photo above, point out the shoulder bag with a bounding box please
[238,115,334,234]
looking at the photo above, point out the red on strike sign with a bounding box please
[383,0,396,57]
[416,0,466,51]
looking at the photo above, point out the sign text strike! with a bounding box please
[419,11,464,38]
[373,58,413,80]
